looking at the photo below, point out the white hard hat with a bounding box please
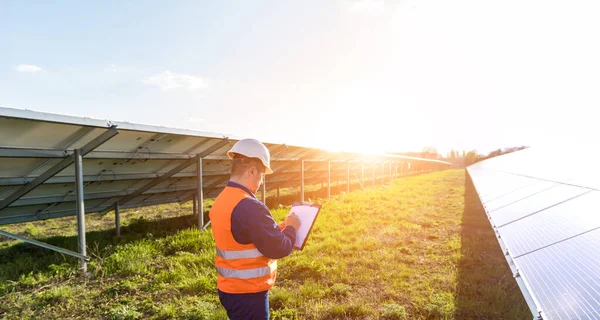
[227,138,273,174]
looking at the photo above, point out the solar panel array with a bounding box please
[0,106,450,227]
[467,147,600,320]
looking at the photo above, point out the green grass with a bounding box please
[0,170,529,319]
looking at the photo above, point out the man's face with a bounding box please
[248,165,265,193]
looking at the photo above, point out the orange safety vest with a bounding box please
[209,186,277,294]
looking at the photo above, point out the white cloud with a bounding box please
[14,64,42,72]
[143,71,208,91]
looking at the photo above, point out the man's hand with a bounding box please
[284,212,301,231]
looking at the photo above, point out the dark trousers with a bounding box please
[218,289,269,320]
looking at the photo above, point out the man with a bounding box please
[209,138,301,320]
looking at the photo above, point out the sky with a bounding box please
[1,0,599,156]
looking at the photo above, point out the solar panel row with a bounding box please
[468,148,600,320]
[0,106,451,266]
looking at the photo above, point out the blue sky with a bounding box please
[2,0,599,155]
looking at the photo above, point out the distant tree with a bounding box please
[450,149,457,161]
[475,146,528,163]
[421,146,440,160]
[464,150,481,166]
[391,145,527,168]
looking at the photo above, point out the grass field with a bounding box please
[0,169,530,319]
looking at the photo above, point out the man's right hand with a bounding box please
[284,212,301,232]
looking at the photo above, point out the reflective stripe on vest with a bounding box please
[216,248,264,260]
[216,266,272,279]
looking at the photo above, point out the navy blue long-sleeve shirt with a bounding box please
[227,181,297,259]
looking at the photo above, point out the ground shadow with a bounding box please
[454,171,530,319]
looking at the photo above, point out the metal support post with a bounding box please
[381,162,385,185]
[346,161,350,193]
[277,185,280,204]
[386,163,392,181]
[361,161,364,189]
[74,149,87,274]
[193,196,197,217]
[372,162,375,186]
[386,162,389,181]
[327,161,331,199]
[115,202,121,237]
[197,154,204,229]
[301,160,305,202]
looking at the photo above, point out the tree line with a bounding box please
[391,146,528,168]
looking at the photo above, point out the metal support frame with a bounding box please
[276,185,280,204]
[197,154,204,229]
[102,138,229,214]
[274,150,320,172]
[327,161,331,199]
[0,147,69,158]
[387,162,390,179]
[203,147,317,193]
[184,137,211,154]
[0,126,119,212]
[0,229,89,260]
[193,195,197,217]
[372,162,376,186]
[268,144,288,157]
[0,172,202,186]
[0,128,117,272]
[300,160,305,202]
[346,161,350,193]
[1,184,185,208]
[74,149,87,274]
[361,161,364,189]
[98,157,195,212]
[177,189,197,205]
[115,202,121,237]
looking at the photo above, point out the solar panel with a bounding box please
[468,147,600,320]
[0,106,451,266]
